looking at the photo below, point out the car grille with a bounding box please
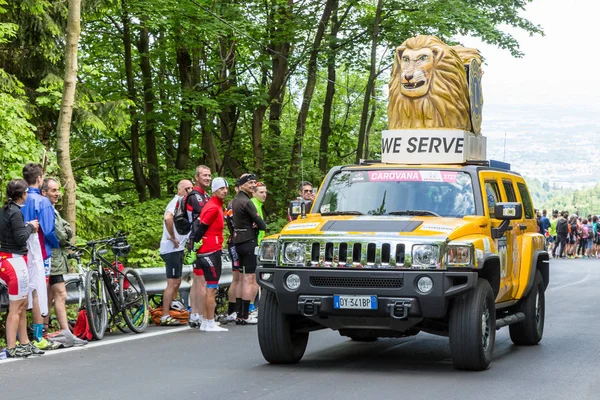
[309,241,406,266]
[309,276,404,288]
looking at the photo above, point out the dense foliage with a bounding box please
[0,0,546,267]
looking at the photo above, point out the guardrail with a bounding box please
[64,253,233,307]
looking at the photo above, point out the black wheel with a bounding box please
[85,269,108,340]
[106,292,130,334]
[449,278,496,371]
[119,267,149,333]
[349,336,378,342]
[258,290,308,364]
[509,270,545,345]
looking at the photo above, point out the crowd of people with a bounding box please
[538,209,600,259]
[0,163,87,358]
[158,165,315,332]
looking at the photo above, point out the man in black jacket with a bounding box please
[555,212,569,259]
[231,173,266,325]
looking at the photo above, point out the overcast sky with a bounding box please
[461,0,600,109]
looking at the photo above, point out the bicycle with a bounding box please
[84,233,149,340]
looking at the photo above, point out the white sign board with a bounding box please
[381,129,486,164]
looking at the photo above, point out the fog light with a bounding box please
[285,274,301,291]
[261,273,272,282]
[417,276,433,294]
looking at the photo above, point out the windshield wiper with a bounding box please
[387,210,441,217]
[321,211,364,216]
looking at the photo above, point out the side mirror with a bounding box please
[492,202,522,238]
[494,202,522,220]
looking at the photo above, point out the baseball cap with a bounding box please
[211,177,229,192]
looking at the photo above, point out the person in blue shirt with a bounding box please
[21,163,60,350]
[541,209,551,236]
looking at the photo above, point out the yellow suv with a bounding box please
[256,161,549,370]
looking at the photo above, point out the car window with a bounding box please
[517,182,535,219]
[502,180,517,202]
[485,181,501,218]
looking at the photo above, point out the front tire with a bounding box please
[85,269,108,340]
[509,270,545,345]
[119,267,149,333]
[258,290,308,364]
[449,278,496,371]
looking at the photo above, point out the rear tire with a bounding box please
[449,278,496,371]
[509,270,545,345]
[258,290,308,364]
[85,269,108,340]
[119,267,149,333]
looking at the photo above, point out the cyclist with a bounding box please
[186,165,211,328]
[0,179,43,357]
[192,177,229,332]
[222,181,241,323]
[159,179,193,326]
[232,173,266,325]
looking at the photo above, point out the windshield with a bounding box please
[317,169,476,218]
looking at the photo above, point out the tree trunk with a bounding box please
[175,46,193,171]
[121,1,146,201]
[137,24,160,198]
[319,0,339,175]
[287,0,335,194]
[56,0,81,235]
[355,0,383,164]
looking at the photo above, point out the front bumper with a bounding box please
[257,266,477,325]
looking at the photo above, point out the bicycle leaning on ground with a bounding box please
[75,233,149,340]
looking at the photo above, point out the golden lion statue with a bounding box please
[388,35,481,131]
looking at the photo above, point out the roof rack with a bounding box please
[359,159,382,165]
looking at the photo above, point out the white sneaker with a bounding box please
[249,309,258,318]
[202,324,229,332]
[224,312,237,322]
[241,316,258,325]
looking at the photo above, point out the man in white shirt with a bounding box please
[159,179,194,325]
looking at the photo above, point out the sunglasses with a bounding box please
[302,189,312,193]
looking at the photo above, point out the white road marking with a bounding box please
[0,326,190,364]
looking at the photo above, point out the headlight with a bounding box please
[285,273,301,291]
[412,245,439,267]
[445,245,473,266]
[284,242,306,264]
[417,276,434,293]
[259,241,277,263]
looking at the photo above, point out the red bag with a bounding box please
[73,309,93,340]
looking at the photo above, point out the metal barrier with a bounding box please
[64,253,233,307]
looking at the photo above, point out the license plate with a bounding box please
[333,295,377,310]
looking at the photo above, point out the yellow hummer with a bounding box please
[255,35,549,371]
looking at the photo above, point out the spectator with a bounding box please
[21,163,60,350]
[41,178,87,346]
[555,212,568,258]
[0,179,42,357]
[251,181,267,244]
[222,182,241,323]
[159,179,193,326]
[192,177,229,332]
[541,209,551,236]
[232,173,266,325]
[288,181,315,221]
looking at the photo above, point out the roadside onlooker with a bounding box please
[232,173,266,325]
[0,179,42,357]
[223,182,241,323]
[186,165,211,328]
[21,163,60,350]
[192,177,229,332]
[251,182,267,245]
[159,179,193,326]
[555,212,569,259]
[541,209,551,236]
[41,178,87,347]
[288,181,315,221]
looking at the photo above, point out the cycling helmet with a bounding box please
[170,299,185,311]
[111,238,131,257]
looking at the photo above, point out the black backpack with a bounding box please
[173,193,194,235]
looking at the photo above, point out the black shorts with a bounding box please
[49,274,65,286]
[228,245,241,272]
[161,251,184,279]
[236,239,258,275]
[197,251,222,288]
[568,234,576,245]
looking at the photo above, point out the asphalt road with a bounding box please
[1,257,599,400]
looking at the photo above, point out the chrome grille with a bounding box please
[310,276,404,288]
[309,241,406,266]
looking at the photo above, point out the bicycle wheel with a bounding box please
[119,267,149,333]
[85,269,108,340]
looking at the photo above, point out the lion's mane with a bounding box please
[387,35,480,131]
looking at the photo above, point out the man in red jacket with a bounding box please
[192,177,229,332]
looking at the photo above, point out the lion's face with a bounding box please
[397,47,439,98]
